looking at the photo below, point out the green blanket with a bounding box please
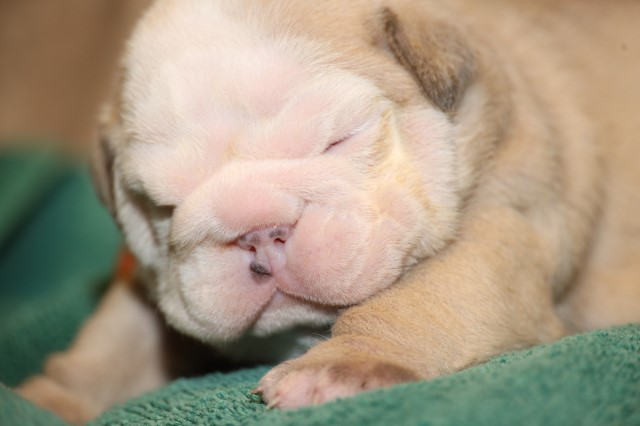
[1,150,639,426]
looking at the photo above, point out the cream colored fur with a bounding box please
[17,0,640,422]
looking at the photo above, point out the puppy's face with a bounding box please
[96,0,470,345]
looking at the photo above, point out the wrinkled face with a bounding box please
[108,1,461,345]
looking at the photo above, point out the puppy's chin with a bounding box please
[159,279,338,346]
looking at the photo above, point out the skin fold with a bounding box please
[16,0,640,422]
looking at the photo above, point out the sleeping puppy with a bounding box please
[17,0,640,422]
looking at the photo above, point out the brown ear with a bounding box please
[382,8,475,114]
[90,121,116,215]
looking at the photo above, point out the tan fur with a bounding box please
[16,0,640,422]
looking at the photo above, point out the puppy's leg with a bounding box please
[16,281,170,424]
[257,207,567,409]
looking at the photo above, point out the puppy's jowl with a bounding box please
[17,0,640,422]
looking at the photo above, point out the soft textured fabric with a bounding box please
[0,150,121,387]
[1,150,639,426]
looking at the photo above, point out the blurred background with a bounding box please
[0,0,150,154]
[0,0,151,392]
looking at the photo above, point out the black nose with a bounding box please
[238,225,293,281]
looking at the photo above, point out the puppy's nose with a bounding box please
[237,225,292,277]
[237,225,291,251]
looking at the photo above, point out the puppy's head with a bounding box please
[93,0,475,345]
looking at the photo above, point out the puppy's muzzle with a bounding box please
[237,225,292,279]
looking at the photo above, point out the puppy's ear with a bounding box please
[381,7,475,114]
[90,75,123,216]
[91,111,116,215]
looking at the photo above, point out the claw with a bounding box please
[250,386,263,395]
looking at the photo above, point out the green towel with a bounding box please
[1,150,639,426]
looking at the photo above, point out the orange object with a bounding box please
[115,249,137,282]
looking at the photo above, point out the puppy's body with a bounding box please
[451,0,640,330]
[532,0,640,330]
[17,0,640,422]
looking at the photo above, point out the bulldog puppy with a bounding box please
[17,0,640,423]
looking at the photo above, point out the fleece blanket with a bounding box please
[0,149,639,426]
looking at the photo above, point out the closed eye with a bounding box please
[322,117,376,155]
[323,134,352,154]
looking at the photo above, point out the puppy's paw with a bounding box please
[16,375,99,424]
[254,347,420,409]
